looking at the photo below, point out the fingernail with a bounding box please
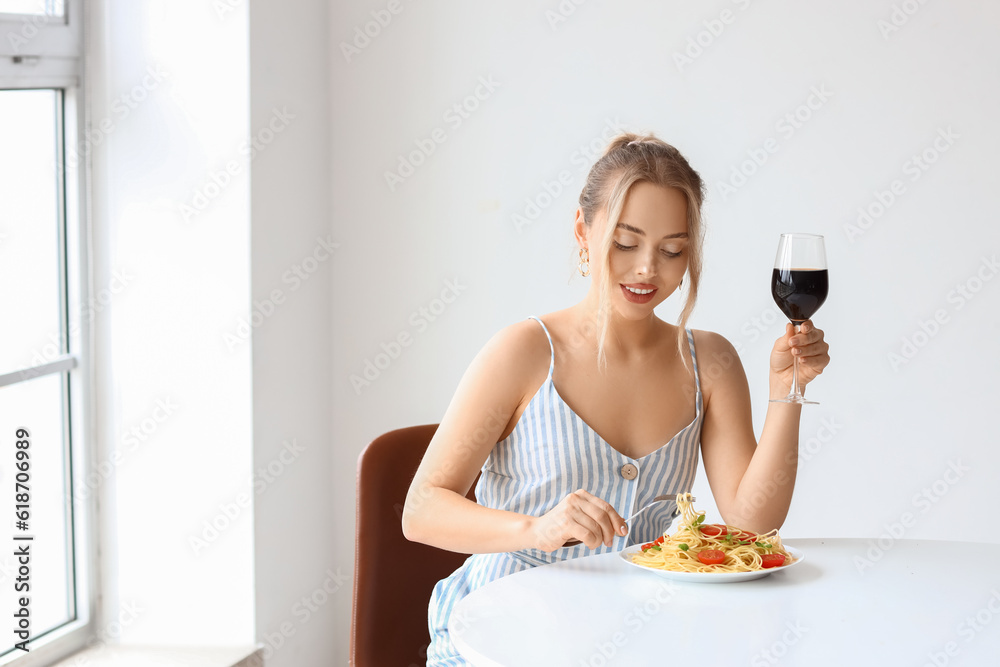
[621,525,627,535]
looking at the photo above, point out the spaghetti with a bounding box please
[629,493,795,573]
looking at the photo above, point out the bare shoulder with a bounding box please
[689,329,747,395]
[690,329,739,357]
[467,317,551,399]
[481,317,550,367]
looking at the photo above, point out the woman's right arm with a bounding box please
[401,321,626,554]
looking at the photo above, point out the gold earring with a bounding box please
[578,248,590,277]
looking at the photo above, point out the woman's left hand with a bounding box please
[769,320,830,391]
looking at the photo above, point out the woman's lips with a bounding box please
[620,284,657,304]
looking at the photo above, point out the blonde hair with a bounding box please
[578,132,706,371]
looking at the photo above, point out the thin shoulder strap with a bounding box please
[685,328,703,415]
[527,316,555,380]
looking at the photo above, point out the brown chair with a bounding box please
[350,424,479,667]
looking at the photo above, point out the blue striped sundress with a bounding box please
[426,315,704,666]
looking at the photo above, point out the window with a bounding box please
[0,1,92,665]
[0,2,63,17]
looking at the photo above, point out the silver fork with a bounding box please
[561,494,695,547]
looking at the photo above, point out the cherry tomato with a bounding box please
[697,549,726,565]
[641,542,654,551]
[700,524,728,537]
[761,553,786,569]
[736,530,760,543]
[654,536,666,545]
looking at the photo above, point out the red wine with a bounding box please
[771,268,828,323]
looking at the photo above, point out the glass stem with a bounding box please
[790,323,803,398]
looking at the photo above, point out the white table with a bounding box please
[449,538,1000,666]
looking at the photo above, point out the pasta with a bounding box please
[629,493,795,573]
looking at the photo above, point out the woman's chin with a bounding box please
[610,299,663,321]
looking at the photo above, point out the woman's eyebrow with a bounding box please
[615,222,688,240]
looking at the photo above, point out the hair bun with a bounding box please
[602,132,664,157]
[601,132,641,156]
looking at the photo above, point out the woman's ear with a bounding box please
[573,208,588,247]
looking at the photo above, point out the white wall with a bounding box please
[83,0,1000,663]
[249,1,337,666]
[332,0,1000,659]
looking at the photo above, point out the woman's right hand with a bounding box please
[530,490,628,551]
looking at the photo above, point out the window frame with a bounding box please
[0,0,97,664]
[0,0,79,86]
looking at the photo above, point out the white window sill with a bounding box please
[48,645,263,667]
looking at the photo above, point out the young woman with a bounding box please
[402,132,830,665]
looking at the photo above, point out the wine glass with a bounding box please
[769,234,828,405]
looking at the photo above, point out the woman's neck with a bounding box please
[568,295,669,363]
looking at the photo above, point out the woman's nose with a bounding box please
[636,249,657,276]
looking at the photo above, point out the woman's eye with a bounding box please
[613,241,636,251]
[661,249,682,258]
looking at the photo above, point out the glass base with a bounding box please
[770,394,818,405]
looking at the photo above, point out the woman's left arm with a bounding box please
[696,321,829,534]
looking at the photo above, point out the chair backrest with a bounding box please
[350,424,478,667]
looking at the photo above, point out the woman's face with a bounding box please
[586,181,690,318]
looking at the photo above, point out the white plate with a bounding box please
[618,543,804,583]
